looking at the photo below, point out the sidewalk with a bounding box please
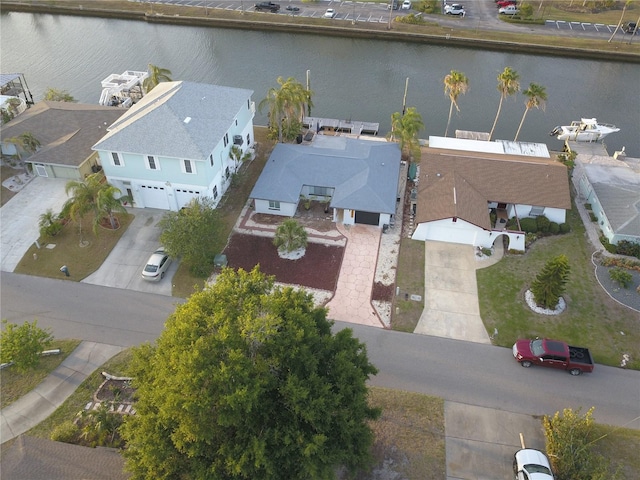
[0,342,123,444]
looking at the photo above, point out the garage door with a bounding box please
[354,211,380,226]
[139,184,170,210]
[175,188,202,210]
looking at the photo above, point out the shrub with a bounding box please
[536,215,550,233]
[51,420,80,443]
[548,222,560,234]
[609,268,633,289]
[520,217,538,233]
[543,408,617,480]
[584,203,592,211]
[559,223,571,234]
[615,240,640,259]
[530,255,570,309]
[600,235,617,254]
[589,212,598,222]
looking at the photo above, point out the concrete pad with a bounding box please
[416,241,491,344]
[81,208,174,295]
[0,177,69,272]
[445,402,546,480]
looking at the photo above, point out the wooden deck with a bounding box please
[303,116,379,136]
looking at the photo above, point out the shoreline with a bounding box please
[2,0,639,63]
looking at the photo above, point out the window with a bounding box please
[182,159,195,174]
[529,206,545,217]
[209,154,214,167]
[223,133,229,147]
[146,156,158,170]
[312,186,330,196]
[268,200,280,211]
[213,186,218,199]
[235,118,238,126]
[111,152,122,166]
[225,166,230,179]
[246,133,251,146]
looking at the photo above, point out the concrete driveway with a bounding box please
[81,207,176,296]
[1,177,69,273]
[415,241,491,344]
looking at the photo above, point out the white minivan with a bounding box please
[401,0,412,9]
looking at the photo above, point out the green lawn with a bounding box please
[477,201,640,369]
[391,238,425,332]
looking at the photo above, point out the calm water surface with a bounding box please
[1,11,638,155]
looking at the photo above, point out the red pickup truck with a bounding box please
[512,338,594,375]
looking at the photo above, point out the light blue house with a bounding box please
[93,81,254,210]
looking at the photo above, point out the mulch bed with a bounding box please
[372,282,395,302]
[223,233,344,291]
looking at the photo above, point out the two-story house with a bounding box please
[93,81,254,210]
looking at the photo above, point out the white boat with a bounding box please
[550,118,620,142]
[98,70,148,107]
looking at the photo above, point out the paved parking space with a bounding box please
[0,177,69,273]
[81,208,176,296]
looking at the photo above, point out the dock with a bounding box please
[303,116,379,136]
[565,139,610,156]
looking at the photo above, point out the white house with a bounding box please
[574,153,640,246]
[93,81,254,210]
[411,137,571,251]
[250,135,401,227]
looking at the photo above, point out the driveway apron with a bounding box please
[415,241,491,344]
[326,224,384,327]
[1,177,69,273]
[81,208,174,296]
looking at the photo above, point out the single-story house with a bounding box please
[574,153,640,246]
[411,136,571,251]
[93,81,255,211]
[0,101,125,179]
[250,135,401,227]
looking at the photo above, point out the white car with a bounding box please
[323,8,336,18]
[401,0,412,10]
[444,3,465,15]
[513,449,554,480]
[499,4,519,15]
[141,248,172,282]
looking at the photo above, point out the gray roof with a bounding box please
[584,163,640,238]
[0,435,129,480]
[92,81,253,160]
[250,136,401,214]
[0,101,126,167]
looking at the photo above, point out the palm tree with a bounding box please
[443,70,469,138]
[514,83,547,142]
[95,185,128,231]
[387,107,424,162]
[3,132,41,160]
[64,173,104,242]
[258,76,313,143]
[143,64,172,93]
[488,67,520,141]
[273,219,308,254]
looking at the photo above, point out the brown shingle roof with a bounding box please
[0,435,129,480]
[415,147,570,226]
[1,101,125,167]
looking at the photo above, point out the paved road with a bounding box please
[2,272,639,430]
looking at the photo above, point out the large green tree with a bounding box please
[0,319,53,372]
[514,82,547,142]
[387,107,424,162]
[158,196,223,276]
[443,70,469,138]
[530,254,570,309]
[488,67,520,141]
[121,267,379,480]
[259,76,313,143]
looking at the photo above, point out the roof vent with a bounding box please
[184,117,191,124]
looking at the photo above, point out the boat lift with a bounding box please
[0,73,35,107]
[98,70,148,108]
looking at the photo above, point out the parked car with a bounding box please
[496,0,516,8]
[513,449,555,480]
[512,338,594,375]
[141,248,172,282]
[285,5,299,11]
[323,8,336,18]
[254,1,280,12]
[401,0,412,10]
[623,22,638,34]
[499,4,519,15]
[388,0,399,10]
[444,4,465,15]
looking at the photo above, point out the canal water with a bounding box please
[1,11,638,156]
